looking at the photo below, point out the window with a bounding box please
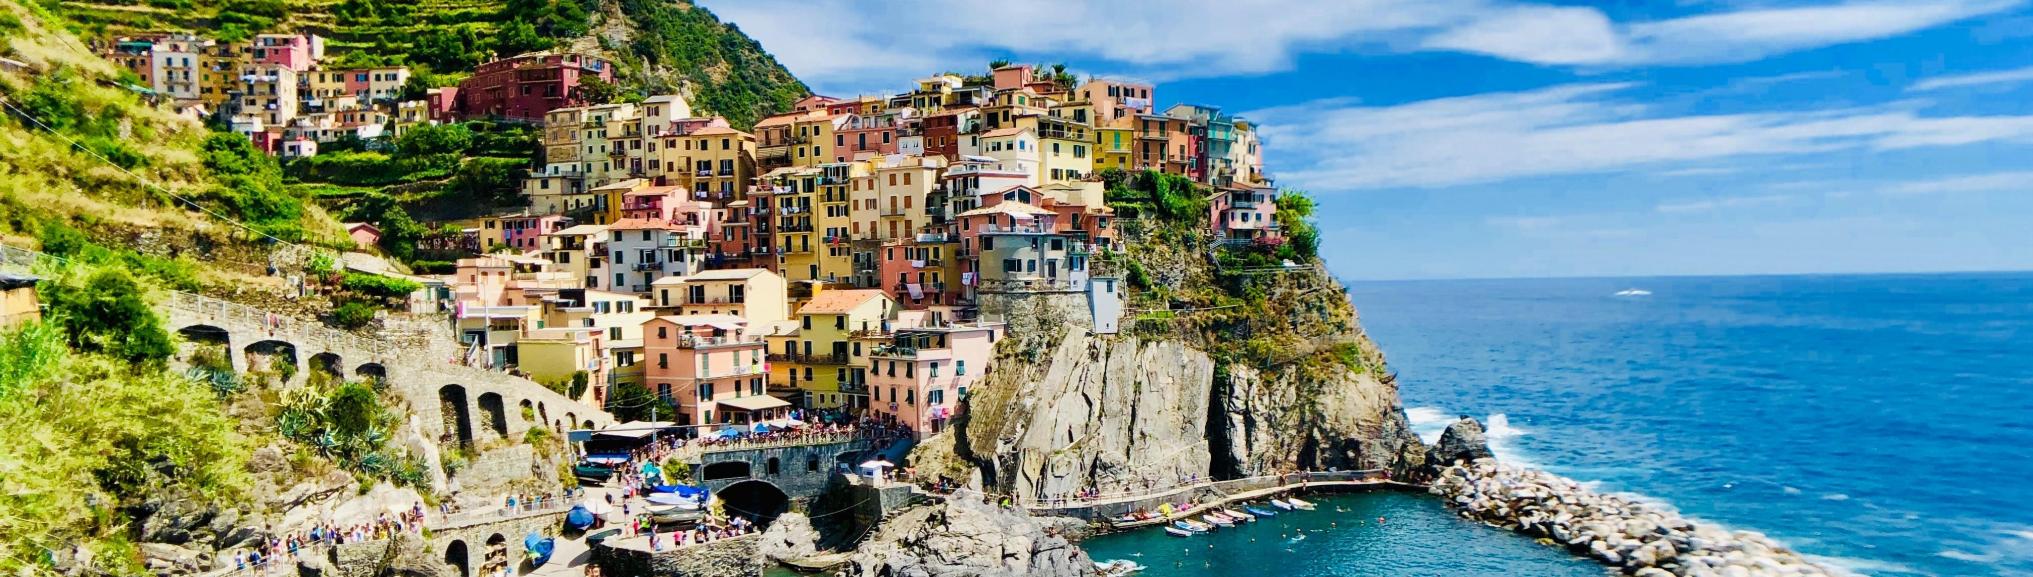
[957,360,967,375]
[802,316,811,330]
[929,361,940,378]
[658,353,668,369]
[658,326,668,339]
[1003,259,1022,272]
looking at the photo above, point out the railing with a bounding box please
[880,208,913,217]
[765,352,848,365]
[682,428,894,457]
[673,335,764,348]
[434,500,573,529]
[632,262,665,272]
[979,223,1056,234]
[975,277,1085,293]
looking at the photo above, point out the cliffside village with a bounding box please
[102,35,1285,437]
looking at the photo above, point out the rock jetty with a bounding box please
[1432,460,1839,577]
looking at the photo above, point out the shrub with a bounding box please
[331,301,378,329]
[340,272,422,299]
[39,267,173,366]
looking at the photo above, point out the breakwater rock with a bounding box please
[1433,461,1839,577]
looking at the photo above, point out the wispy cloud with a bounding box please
[1909,65,2033,92]
[1248,83,2033,191]
[1656,194,1798,213]
[1882,171,2033,194]
[1426,0,2021,66]
[701,0,2014,92]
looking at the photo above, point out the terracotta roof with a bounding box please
[624,185,685,197]
[957,200,1054,218]
[682,268,770,281]
[551,224,609,236]
[798,289,889,314]
[753,111,816,129]
[981,127,1031,139]
[606,218,683,231]
[690,126,748,136]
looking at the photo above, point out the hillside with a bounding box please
[41,0,809,127]
[0,0,350,288]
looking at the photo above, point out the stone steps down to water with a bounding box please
[1431,460,1839,577]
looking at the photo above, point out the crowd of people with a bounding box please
[227,504,429,574]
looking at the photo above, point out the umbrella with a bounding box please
[752,422,772,433]
[859,460,895,469]
[711,428,744,440]
[580,499,613,516]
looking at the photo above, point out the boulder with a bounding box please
[758,512,822,562]
[847,496,1093,577]
[1424,417,1495,471]
[139,542,207,575]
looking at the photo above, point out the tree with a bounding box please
[575,76,620,105]
[605,382,675,422]
[393,123,473,159]
[39,268,173,366]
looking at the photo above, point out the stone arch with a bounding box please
[176,324,234,372]
[482,533,510,577]
[477,392,508,438]
[766,456,781,476]
[717,480,791,529]
[442,539,470,577]
[243,340,299,381]
[582,419,595,430]
[309,352,344,379]
[439,384,473,446]
[355,362,387,385]
[700,460,752,482]
[519,399,535,425]
[564,412,577,432]
[538,402,550,430]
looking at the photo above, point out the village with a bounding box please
[98,33,1285,437]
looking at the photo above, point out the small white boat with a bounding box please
[1270,499,1295,511]
[1094,559,1147,575]
[1221,508,1255,522]
[1164,526,1194,538]
[1614,288,1652,297]
[1203,514,1234,528]
[1286,497,1317,510]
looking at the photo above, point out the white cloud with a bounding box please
[1882,171,2033,194]
[1247,83,2033,191]
[1656,194,1798,213]
[701,0,2017,91]
[1910,65,2033,92]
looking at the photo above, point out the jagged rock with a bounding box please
[139,542,207,575]
[757,512,821,562]
[847,496,1093,577]
[296,554,335,577]
[249,445,288,474]
[1424,417,1495,470]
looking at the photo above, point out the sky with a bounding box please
[697,0,2033,280]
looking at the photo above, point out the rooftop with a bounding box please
[957,199,1054,218]
[799,289,889,314]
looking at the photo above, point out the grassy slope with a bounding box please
[0,0,349,288]
[44,0,810,128]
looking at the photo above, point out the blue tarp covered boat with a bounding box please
[523,533,554,567]
[565,505,595,530]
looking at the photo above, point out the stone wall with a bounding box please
[975,292,1090,336]
[694,439,881,499]
[591,535,762,577]
[431,511,569,577]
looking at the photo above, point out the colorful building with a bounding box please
[642,315,777,428]
[649,268,789,325]
[777,289,893,409]
[866,320,1003,434]
[456,52,615,122]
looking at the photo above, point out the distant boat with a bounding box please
[1286,497,1317,510]
[1165,526,1195,537]
[1246,505,1279,517]
[1615,289,1652,297]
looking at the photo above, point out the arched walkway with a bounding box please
[477,392,508,438]
[439,384,473,446]
[482,534,509,577]
[717,480,791,529]
[700,461,752,482]
[355,363,387,386]
[442,539,470,577]
[243,340,299,381]
[176,324,233,371]
[309,352,344,379]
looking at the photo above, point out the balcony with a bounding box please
[632,262,666,272]
[718,168,735,176]
[766,352,849,365]
[880,208,912,217]
[779,245,812,254]
[671,334,764,348]
[915,232,951,243]
[778,223,813,233]
[979,223,1056,234]
[695,169,713,177]
[660,237,708,249]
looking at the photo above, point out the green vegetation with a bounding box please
[615,0,809,128]
[274,377,430,487]
[605,381,675,422]
[0,318,249,576]
[37,265,175,365]
[545,370,591,400]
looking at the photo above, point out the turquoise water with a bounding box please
[1080,492,1603,576]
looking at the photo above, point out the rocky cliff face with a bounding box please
[845,497,1093,577]
[939,266,1426,500]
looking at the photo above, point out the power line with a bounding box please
[0,95,305,248]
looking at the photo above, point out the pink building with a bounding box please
[866,321,1002,434]
[642,315,785,428]
[1207,186,1280,241]
[835,115,898,159]
[501,214,570,251]
[343,222,380,249]
[425,87,461,123]
[876,238,958,308]
[457,52,615,123]
[250,34,319,72]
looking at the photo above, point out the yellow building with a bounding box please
[658,125,756,205]
[517,326,608,404]
[540,224,610,289]
[874,156,942,241]
[768,167,823,281]
[1094,126,1135,173]
[815,162,867,283]
[648,268,789,324]
[774,289,893,409]
[790,113,848,167]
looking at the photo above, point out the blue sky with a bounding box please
[700,0,2033,280]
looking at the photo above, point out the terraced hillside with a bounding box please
[41,0,809,127]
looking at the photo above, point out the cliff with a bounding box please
[923,206,1426,501]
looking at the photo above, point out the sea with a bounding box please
[1084,273,2033,577]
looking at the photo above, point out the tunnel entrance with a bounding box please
[716,480,790,529]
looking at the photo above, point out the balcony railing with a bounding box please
[672,335,764,348]
[682,296,747,305]
[695,169,713,177]
[632,262,666,272]
[880,208,912,217]
[979,223,1056,234]
[779,224,813,233]
[766,352,849,365]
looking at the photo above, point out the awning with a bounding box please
[717,395,792,412]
